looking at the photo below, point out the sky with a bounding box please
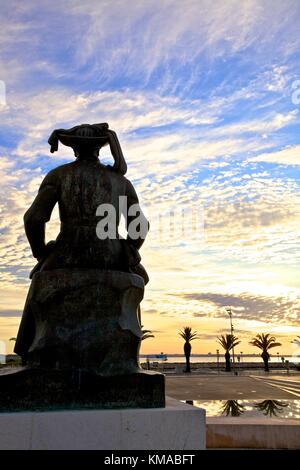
[0,0,300,357]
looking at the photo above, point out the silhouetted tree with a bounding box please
[221,400,245,417]
[178,327,199,373]
[254,400,288,417]
[217,334,241,372]
[249,333,281,372]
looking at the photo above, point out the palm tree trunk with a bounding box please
[262,352,269,372]
[184,342,191,373]
[225,351,231,372]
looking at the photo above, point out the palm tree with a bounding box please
[249,333,281,372]
[178,327,199,373]
[141,326,154,341]
[221,400,245,417]
[254,400,288,417]
[217,334,241,372]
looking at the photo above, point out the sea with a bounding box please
[139,354,298,363]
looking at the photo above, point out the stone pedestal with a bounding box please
[0,368,165,411]
[4,269,165,410]
[17,269,145,375]
[0,398,205,450]
[206,417,300,449]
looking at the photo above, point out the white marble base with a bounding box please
[0,398,205,450]
[207,417,300,449]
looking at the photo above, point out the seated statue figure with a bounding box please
[5,123,165,411]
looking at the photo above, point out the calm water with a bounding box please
[185,399,300,419]
[140,354,296,364]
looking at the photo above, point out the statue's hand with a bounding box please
[36,240,56,261]
[105,129,127,175]
[30,241,56,279]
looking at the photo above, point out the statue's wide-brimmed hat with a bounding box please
[48,123,127,175]
[58,133,109,149]
[48,123,109,152]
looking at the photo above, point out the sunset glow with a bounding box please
[1,0,300,356]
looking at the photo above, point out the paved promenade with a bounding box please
[166,374,300,400]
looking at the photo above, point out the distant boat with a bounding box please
[146,353,168,361]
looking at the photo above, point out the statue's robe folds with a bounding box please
[15,159,148,358]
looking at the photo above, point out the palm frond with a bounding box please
[217,334,240,351]
[292,336,300,345]
[141,333,154,341]
[141,325,154,341]
[267,342,282,349]
[178,326,200,342]
[249,333,281,353]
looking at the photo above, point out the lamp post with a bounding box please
[226,306,235,373]
[216,348,220,375]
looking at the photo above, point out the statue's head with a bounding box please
[48,123,127,174]
[48,123,109,159]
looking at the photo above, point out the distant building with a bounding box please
[4,354,21,365]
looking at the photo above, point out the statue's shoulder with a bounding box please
[49,161,76,174]
[102,164,131,186]
[113,172,135,194]
[43,161,76,179]
[39,162,76,190]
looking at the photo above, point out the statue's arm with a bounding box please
[125,179,149,250]
[24,170,59,260]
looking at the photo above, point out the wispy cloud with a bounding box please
[172,291,300,325]
[249,144,300,165]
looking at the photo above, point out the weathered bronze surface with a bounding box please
[0,369,165,411]
[0,124,165,410]
[19,269,144,374]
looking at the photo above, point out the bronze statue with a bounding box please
[26,123,148,279]
[0,123,164,411]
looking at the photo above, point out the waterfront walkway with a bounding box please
[166,374,300,400]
